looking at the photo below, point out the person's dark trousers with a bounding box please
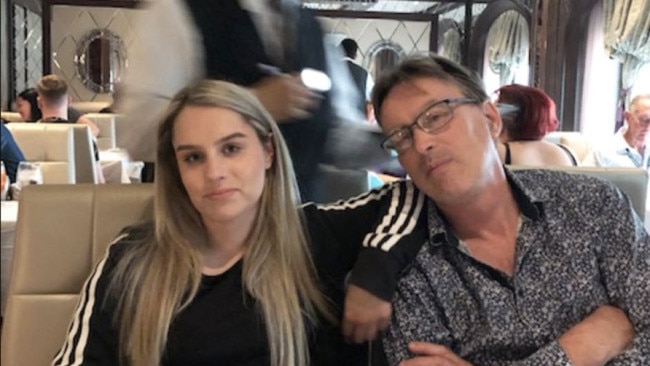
[141,162,155,183]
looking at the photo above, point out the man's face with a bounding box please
[379,77,503,205]
[626,97,650,146]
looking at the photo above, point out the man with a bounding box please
[340,38,374,120]
[345,54,648,364]
[36,74,100,137]
[593,94,650,168]
[120,0,384,200]
[37,74,105,183]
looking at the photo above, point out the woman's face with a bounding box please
[15,97,32,121]
[172,105,273,227]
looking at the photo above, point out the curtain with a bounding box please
[603,0,650,90]
[440,28,462,64]
[486,10,529,86]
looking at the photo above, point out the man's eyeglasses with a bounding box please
[381,98,480,153]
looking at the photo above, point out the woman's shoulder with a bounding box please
[105,221,154,262]
[509,140,576,166]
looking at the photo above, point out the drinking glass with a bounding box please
[16,162,43,187]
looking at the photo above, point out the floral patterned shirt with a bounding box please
[382,169,649,365]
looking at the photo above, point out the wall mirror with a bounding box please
[363,40,406,81]
[74,29,127,93]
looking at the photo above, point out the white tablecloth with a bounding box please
[1,201,19,315]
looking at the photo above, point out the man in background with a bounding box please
[340,38,374,121]
[593,94,650,168]
[37,74,100,137]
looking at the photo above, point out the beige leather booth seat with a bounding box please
[70,101,111,114]
[1,184,154,366]
[511,166,648,220]
[543,131,594,164]
[7,123,99,184]
[84,113,118,151]
[1,112,24,123]
[5,123,76,184]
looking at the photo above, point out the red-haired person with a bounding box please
[495,84,577,166]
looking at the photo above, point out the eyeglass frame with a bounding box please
[380,97,481,153]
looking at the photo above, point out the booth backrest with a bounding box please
[0,184,155,366]
[5,123,76,184]
[510,166,648,220]
[69,124,100,183]
[84,113,117,150]
[70,101,110,114]
[1,112,24,122]
[543,131,594,164]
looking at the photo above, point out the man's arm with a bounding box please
[396,305,634,366]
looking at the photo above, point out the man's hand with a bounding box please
[399,342,473,366]
[250,74,321,122]
[342,284,392,343]
[558,305,634,366]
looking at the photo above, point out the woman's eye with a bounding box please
[183,153,202,163]
[222,144,241,156]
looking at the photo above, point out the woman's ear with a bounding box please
[264,136,275,169]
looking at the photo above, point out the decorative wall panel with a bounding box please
[50,6,140,102]
[12,3,42,99]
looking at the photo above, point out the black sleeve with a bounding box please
[51,235,131,366]
[304,180,427,301]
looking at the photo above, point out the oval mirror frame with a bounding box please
[363,40,406,81]
[74,29,127,93]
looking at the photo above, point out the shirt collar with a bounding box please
[427,166,543,247]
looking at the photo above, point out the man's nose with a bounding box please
[411,126,435,154]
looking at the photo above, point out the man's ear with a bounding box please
[68,95,73,105]
[37,96,43,110]
[483,101,503,138]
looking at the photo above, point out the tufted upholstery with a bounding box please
[5,123,76,184]
[0,184,155,366]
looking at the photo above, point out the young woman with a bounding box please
[14,88,41,121]
[53,80,422,366]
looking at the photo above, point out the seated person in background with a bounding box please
[14,88,42,121]
[53,80,405,366]
[495,84,577,166]
[36,75,100,137]
[360,54,647,364]
[1,121,26,183]
[593,94,650,168]
[15,87,99,136]
[36,74,105,183]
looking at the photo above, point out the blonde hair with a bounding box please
[109,80,333,366]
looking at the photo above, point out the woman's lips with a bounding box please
[205,188,237,200]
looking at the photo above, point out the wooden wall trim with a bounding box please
[561,0,599,131]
